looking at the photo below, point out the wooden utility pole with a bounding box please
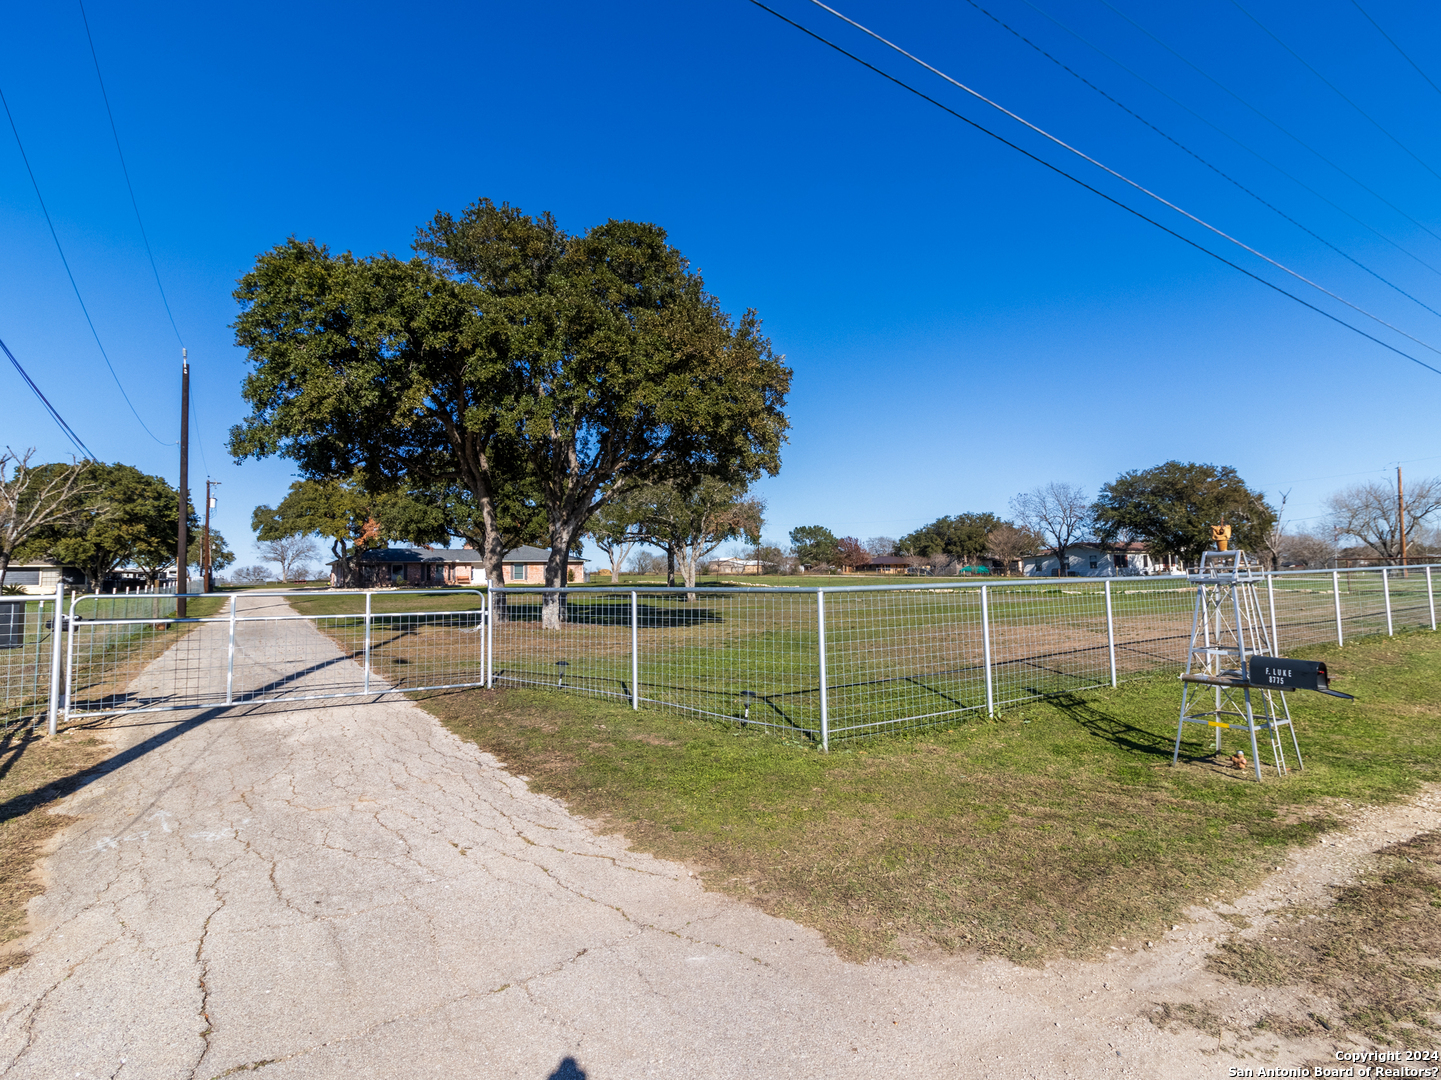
[177,349,189,618]
[1398,466,1407,573]
[203,479,220,592]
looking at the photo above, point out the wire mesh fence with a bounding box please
[4,563,1437,744]
[492,565,1437,746]
[0,588,63,735]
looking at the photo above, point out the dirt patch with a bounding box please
[0,726,113,971]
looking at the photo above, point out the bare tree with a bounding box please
[627,550,666,576]
[1327,477,1441,561]
[1257,489,1290,570]
[585,492,646,584]
[231,565,273,584]
[1282,532,1336,569]
[864,536,896,556]
[258,535,320,583]
[0,449,96,587]
[1010,482,1091,577]
[985,523,1041,576]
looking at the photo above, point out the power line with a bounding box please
[1226,0,1441,184]
[804,0,1441,363]
[741,1,1441,377]
[962,0,1441,322]
[1346,0,1441,100]
[0,335,96,460]
[0,84,171,446]
[76,0,184,348]
[1089,0,1441,249]
[1016,0,1441,282]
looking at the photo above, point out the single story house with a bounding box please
[852,556,917,575]
[1021,542,1184,577]
[1,559,87,595]
[333,545,587,588]
[711,557,763,574]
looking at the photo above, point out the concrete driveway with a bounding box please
[0,596,1259,1078]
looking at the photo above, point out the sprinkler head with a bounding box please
[556,659,569,687]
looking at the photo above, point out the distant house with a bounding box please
[1,558,87,595]
[332,545,587,588]
[711,557,763,575]
[1020,542,1183,577]
[852,555,916,575]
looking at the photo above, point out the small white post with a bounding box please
[981,584,995,716]
[1266,574,1279,654]
[45,582,64,736]
[630,591,639,710]
[817,590,829,752]
[225,594,237,705]
[363,590,373,693]
[1333,570,1344,647]
[1104,579,1117,688]
[1383,567,1393,636]
[1427,565,1436,631]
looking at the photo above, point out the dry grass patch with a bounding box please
[1207,829,1441,1044]
[0,726,111,971]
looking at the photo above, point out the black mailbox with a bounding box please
[1247,656,1352,699]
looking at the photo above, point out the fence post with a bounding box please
[1428,565,1437,632]
[225,594,237,705]
[60,588,78,733]
[630,591,639,710]
[1382,567,1393,636]
[981,584,995,716]
[485,587,494,690]
[1104,579,1117,688]
[1266,574,1280,654]
[45,582,64,736]
[817,590,829,752]
[363,590,373,694]
[1333,570,1344,647]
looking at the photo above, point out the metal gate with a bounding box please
[53,587,490,732]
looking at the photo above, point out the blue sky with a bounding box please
[3,0,1439,570]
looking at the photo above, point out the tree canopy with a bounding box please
[789,525,839,568]
[230,199,791,626]
[896,513,1004,562]
[32,463,191,588]
[1092,462,1274,566]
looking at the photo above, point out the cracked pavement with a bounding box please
[0,595,1423,1078]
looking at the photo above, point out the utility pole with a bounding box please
[203,479,220,592]
[177,349,189,618]
[1398,466,1407,574]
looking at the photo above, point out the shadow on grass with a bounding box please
[1048,691,1187,760]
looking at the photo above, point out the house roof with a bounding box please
[861,556,914,566]
[344,544,568,566]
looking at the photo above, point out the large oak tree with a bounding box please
[1092,462,1274,567]
[230,200,790,627]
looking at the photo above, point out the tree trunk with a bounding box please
[610,548,625,586]
[0,551,9,588]
[665,544,676,588]
[1056,544,1067,577]
[681,546,699,603]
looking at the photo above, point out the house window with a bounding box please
[1089,558,1098,569]
[509,564,526,581]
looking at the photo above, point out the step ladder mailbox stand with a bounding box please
[1172,550,1353,782]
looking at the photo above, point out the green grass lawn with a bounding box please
[419,628,1441,966]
